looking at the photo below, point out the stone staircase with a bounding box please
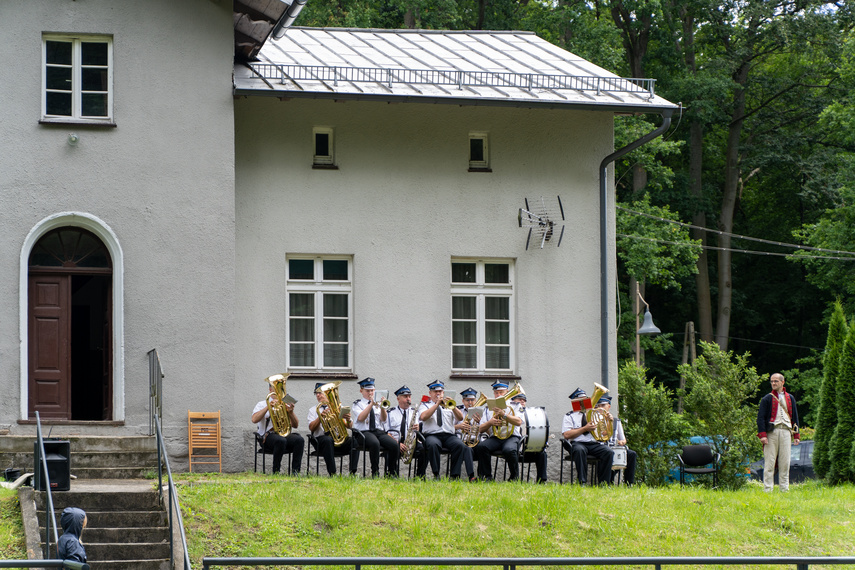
[4,434,178,569]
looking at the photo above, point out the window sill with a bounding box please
[468,167,492,173]
[312,164,339,170]
[287,372,358,380]
[39,118,117,128]
[449,373,520,380]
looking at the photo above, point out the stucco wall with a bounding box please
[0,0,236,463]
[234,96,618,458]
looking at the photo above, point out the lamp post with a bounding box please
[635,282,661,365]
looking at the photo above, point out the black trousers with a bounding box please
[352,430,400,476]
[569,440,613,484]
[476,435,521,481]
[314,434,352,475]
[423,432,466,478]
[263,432,304,474]
[523,450,548,483]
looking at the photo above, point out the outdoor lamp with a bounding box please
[635,282,660,364]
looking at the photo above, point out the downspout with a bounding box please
[599,109,674,390]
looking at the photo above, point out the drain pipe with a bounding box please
[599,109,674,390]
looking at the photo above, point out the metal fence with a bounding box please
[154,413,192,570]
[0,561,88,569]
[34,411,59,559]
[202,556,855,570]
[148,348,164,436]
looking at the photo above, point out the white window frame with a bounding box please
[451,258,514,373]
[468,132,490,170]
[42,34,114,124]
[313,127,335,166]
[286,255,353,372]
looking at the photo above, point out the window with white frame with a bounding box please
[468,132,490,171]
[451,259,513,372]
[286,256,352,371]
[313,127,335,167]
[43,34,113,123]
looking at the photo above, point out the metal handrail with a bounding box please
[148,349,164,436]
[154,413,192,570]
[35,411,59,559]
[0,561,89,569]
[202,556,855,570]
[249,62,656,97]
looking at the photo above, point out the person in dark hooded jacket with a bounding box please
[58,507,88,562]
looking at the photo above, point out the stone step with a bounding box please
[88,559,170,570]
[77,542,172,560]
[1,450,158,467]
[65,510,168,528]
[0,435,157,453]
[35,489,161,511]
[42,527,168,543]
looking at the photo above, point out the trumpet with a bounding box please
[372,390,392,410]
[439,397,456,409]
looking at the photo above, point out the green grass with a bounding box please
[175,473,855,569]
[0,488,26,559]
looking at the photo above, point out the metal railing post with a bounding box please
[35,412,59,559]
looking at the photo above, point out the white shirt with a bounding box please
[419,401,456,435]
[386,406,411,441]
[351,398,380,431]
[480,401,525,439]
[253,400,272,437]
[562,410,595,443]
[307,404,325,438]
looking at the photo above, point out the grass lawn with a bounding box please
[176,473,854,569]
[0,488,26,559]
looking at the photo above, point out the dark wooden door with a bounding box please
[28,275,71,419]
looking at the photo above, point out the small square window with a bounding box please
[313,127,336,168]
[42,34,113,124]
[469,133,490,172]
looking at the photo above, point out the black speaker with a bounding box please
[33,440,71,492]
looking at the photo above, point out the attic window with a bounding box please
[312,127,337,169]
[42,34,113,124]
[469,133,491,172]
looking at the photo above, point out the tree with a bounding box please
[814,300,847,479]
[678,341,764,489]
[828,319,855,484]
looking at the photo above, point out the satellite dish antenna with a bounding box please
[518,196,565,250]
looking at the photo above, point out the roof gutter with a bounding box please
[271,0,307,40]
[599,108,674,390]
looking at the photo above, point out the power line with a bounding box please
[616,233,855,261]
[617,205,855,258]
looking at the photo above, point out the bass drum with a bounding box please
[523,406,549,453]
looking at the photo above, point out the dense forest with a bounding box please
[295,0,855,424]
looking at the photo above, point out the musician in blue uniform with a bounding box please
[475,381,525,481]
[595,395,636,485]
[307,382,352,476]
[561,387,613,485]
[511,393,547,483]
[454,386,479,481]
[385,385,425,477]
[418,380,467,479]
[351,377,400,477]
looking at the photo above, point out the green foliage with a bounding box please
[814,300,847,479]
[678,342,764,489]
[780,357,822,428]
[0,489,25,560]
[829,320,855,484]
[617,360,688,486]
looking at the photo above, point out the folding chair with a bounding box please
[188,411,221,472]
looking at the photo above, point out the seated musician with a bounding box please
[307,382,352,476]
[251,383,304,475]
[596,396,637,485]
[454,387,480,481]
[475,381,525,482]
[561,387,613,485]
[351,377,400,477]
[418,380,467,479]
[385,385,426,477]
[511,393,547,483]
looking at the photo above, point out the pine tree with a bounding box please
[829,319,855,484]
[814,301,847,479]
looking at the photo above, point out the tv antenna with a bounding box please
[518,196,565,250]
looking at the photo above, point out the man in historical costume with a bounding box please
[757,373,800,492]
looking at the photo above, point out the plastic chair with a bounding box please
[188,411,221,472]
[678,444,720,487]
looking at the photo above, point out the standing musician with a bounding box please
[419,380,467,479]
[307,382,353,476]
[595,396,636,485]
[351,377,400,477]
[385,385,426,477]
[475,381,525,482]
[454,387,480,481]
[251,384,305,475]
[511,393,547,483]
[561,387,613,485]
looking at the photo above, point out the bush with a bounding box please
[678,342,764,490]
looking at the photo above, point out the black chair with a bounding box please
[558,440,601,485]
[349,430,391,476]
[678,444,720,487]
[306,434,349,475]
[253,432,293,474]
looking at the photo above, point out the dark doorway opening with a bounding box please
[71,275,110,420]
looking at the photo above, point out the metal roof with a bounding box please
[233,27,677,113]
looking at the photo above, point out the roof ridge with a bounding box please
[288,27,537,35]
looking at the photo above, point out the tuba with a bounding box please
[401,407,420,465]
[317,381,350,447]
[586,383,613,442]
[462,392,488,448]
[265,373,292,437]
[492,383,524,439]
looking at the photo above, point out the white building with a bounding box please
[0,0,676,471]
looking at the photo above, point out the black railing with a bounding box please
[154,413,192,570]
[35,411,59,559]
[0,561,88,569]
[148,348,164,436]
[202,556,855,570]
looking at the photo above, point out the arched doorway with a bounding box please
[28,227,113,420]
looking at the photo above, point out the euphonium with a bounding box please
[586,382,613,442]
[317,381,350,447]
[492,383,524,439]
[265,373,292,437]
[462,392,488,448]
[401,407,420,465]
